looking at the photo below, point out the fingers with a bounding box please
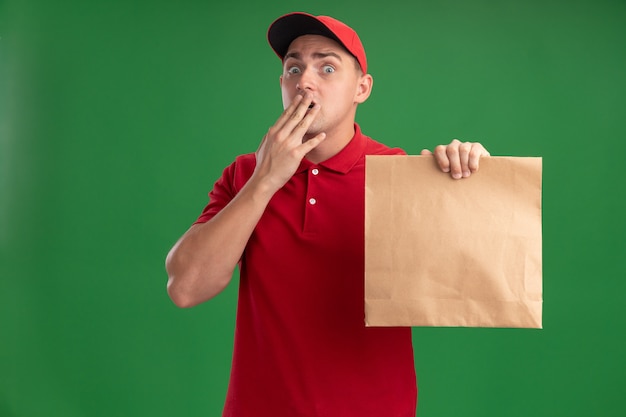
[264,93,321,155]
[433,143,451,174]
[431,139,490,179]
[253,93,324,192]
[297,132,327,156]
[292,102,321,142]
[455,140,472,178]
[274,92,316,137]
[467,143,490,173]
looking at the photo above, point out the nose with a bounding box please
[296,67,315,91]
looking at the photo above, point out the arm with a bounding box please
[165,93,325,308]
[421,139,490,179]
[165,177,276,308]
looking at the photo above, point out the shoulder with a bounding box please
[232,152,257,168]
[212,153,257,193]
[222,153,256,176]
[362,134,407,156]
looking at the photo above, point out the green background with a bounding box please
[1,0,625,416]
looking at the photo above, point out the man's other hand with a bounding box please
[421,139,490,179]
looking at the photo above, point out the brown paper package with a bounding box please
[365,156,542,328]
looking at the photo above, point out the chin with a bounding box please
[306,119,325,136]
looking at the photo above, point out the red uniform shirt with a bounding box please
[196,124,417,416]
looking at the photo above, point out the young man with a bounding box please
[166,12,490,416]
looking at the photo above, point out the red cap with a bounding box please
[267,12,367,73]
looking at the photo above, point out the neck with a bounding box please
[304,122,356,164]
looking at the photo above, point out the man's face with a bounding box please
[280,34,365,137]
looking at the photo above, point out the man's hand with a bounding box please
[420,139,490,179]
[253,92,326,193]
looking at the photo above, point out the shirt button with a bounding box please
[309,198,317,205]
[312,168,319,175]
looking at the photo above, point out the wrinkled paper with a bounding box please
[365,156,542,328]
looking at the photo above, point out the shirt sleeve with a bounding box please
[193,154,256,225]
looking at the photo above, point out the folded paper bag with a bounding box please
[364,155,542,328]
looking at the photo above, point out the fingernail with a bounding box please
[463,170,470,177]
[452,172,462,179]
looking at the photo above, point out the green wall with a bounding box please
[1,0,625,416]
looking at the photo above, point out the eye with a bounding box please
[287,66,301,75]
[322,65,335,73]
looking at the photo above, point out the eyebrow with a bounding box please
[283,51,344,62]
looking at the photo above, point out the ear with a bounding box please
[279,74,283,87]
[354,73,373,104]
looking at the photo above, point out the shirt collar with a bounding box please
[296,123,366,174]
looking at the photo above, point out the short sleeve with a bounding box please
[193,154,256,225]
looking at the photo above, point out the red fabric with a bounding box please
[196,124,417,417]
[267,12,368,73]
